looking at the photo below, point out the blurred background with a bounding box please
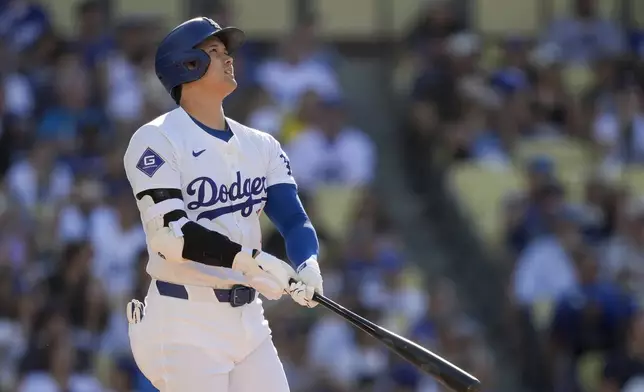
[1,0,644,391]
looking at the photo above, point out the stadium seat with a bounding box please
[260,212,277,237]
[620,167,644,197]
[530,299,556,332]
[260,186,362,242]
[562,64,596,98]
[634,1,644,27]
[391,0,426,37]
[312,186,363,240]
[514,138,593,202]
[549,160,593,203]
[229,0,292,38]
[448,162,525,247]
[473,0,540,35]
[313,0,378,39]
[480,41,503,72]
[113,0,185,28]
[37,0,82,36]
[576,351,604,392]
[94,353,114,387]
[514,138,592,167]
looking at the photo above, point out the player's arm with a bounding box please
[263,136,322,307]
[133,187,243,267]
[264,184,319,268]
[123,127,293,298]
[123,126,244,267]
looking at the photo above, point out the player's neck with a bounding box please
[181,97,227,130]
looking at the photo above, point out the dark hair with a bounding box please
[172,86,182,105]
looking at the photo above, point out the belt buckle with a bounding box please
[230,285,255,307]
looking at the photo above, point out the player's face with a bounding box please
[197,36,236,95]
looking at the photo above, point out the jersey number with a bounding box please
[279,154,292,176]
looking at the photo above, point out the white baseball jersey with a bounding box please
[123,107,296,288]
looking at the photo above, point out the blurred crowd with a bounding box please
[399,0,644,391]
[0,0,498,391]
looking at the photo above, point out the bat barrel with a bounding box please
[433,361,481,391]
[310,290,481,392]
[383,327,481,392]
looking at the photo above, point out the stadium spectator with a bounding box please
[541,0,625,65]
[255,21,341,111]
[285,98,376,192]
[603,196,644,305]
[549,245,635,390]
[602,311,644,392]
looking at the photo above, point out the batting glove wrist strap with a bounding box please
[289,258,323,308]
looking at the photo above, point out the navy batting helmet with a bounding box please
[154,17,245,103]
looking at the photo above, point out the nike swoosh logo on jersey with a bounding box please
[192,149,206,157]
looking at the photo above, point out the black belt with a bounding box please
[155,280,256,307]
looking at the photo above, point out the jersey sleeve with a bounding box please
[123,125,181,195]
[123,125,245,269]
[264,183,319,268]
[265,135,297,188]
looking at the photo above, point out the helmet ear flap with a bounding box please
[183,49,211,78]
[167,49,211,104]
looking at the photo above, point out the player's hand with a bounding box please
[232,250,294,300]
[289,258,323,308]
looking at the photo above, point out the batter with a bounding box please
[123,17,323,392]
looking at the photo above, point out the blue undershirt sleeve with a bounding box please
[263,183,319,268]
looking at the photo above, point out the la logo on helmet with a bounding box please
[205,18,220,30]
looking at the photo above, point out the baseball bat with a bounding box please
[290,280,481,392]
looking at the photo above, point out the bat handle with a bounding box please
[288,278,367,317]
[288,278,325,302]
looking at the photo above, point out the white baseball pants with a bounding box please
[128,280,290,392]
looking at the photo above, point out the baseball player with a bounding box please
[123,17,323,392]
